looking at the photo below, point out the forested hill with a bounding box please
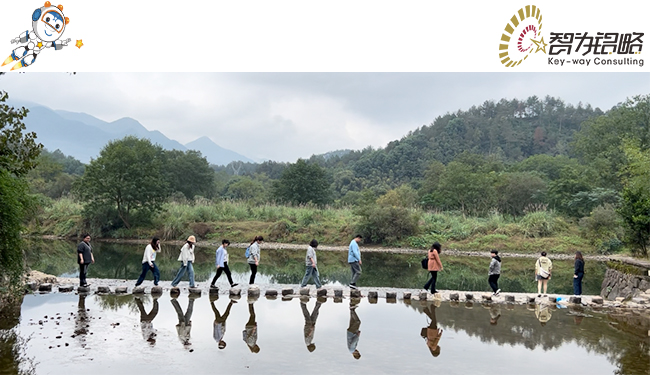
[313,95,602,184]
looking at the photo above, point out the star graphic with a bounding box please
[75,39,84,49]
[530,36,548,54]
[37,42,43,48]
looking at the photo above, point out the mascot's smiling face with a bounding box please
[32,2,69,42]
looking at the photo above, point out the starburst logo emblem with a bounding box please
[499,5,546,67]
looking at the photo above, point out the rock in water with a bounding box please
[299,287,310,296]
[133,286,145,294]
[282,288,294,296]
[39,283,52,292]
[115,286,127,294]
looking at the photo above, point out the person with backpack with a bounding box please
[211,239,238,288]
[424,242,443,294]
[300,239,322,289]
[535,251,553,297]
[488,249,501,296]
[135,237,161,287]
[247,236,263,285]
[171,236,197,288]
[573,251,585,296]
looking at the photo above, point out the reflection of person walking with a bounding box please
[347,300,361,359]
[247,236,263,285]
[242,303,260,353]
[135,296,159,345]
[301,299,322,352]
[76,233,94,287]
[212,299,235,349]
[301,239,322,289]
[573,251,585,296]
[211,239,238,288]
[421,302,443,357]
[488,250,501,296]
[535,251,552,297]
[348,235,363,289]
[135,237,161,287]
[424,242,443,294]
[171,236,197,288]
[535,303,552,326]
[171,298,194,349]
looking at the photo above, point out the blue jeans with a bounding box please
[171,261,195,287]
[300,265,322,288]
[136,262,160,286]
[573,274,583,295]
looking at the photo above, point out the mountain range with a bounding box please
[9,100,255,166]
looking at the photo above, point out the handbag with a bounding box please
[537,260,550,278]
[421,257,428,269]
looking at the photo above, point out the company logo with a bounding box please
[499,5,547,67]
[498,5,644,68]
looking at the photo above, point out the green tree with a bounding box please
[164,149,215,199]
[618,142,650,256]
[495,172,546,216]
[77,136,169,229]
[225,176,265,201]
[273,159,332,205]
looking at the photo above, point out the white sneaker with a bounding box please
[495,289,501,296]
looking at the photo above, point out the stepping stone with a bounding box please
[465,293,474,301]
[350,289,362,298]
[151,286,163,295]
[481,294,492,301]
[248,286,260,297]
[465,301,474,309]
[367,291,378,299]
[188,288,201,296]
[386,297,396,304]
[133,286,145,294]
[209,286,219,294]
[97,286,110,294]
[317,296,327,303]
[248,295,259,302]
[450,293,459,301]
[548,296,557,303]
[26,282,38,291]
[505,295,515,303]
[316,288,327,297]
[333,297,343,303]
[58,285,73,293]
[282,288,294,296]
[569,296,581,304]
[385,291,397,299]
[450,301,460,308]
[419,292,428,301]
[527,296,536,303]
[265,289,278,297]
[229,288,241,297]
[334,289,343,297]
[77,286,90,293]
[115,286,128,294]
[299,287,310,296]
[170,287,180,296]
[403,292,411,300]
[39,283,52,292]
[591,296,604,304]
[282,296,293,301]
[368,296,378,304]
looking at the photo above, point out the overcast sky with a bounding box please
[2,73,648,162]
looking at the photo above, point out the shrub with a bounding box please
[356,205,420,244]
[578,204,625,247]
[519,210,568,238]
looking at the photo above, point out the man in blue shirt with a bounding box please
[348,235,363,289]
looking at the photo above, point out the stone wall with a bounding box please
[601,264,650,300]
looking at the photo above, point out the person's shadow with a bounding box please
[211,299,236,349]
[301,298,323,352]
[171,297,195,350]
[347,299,361,360]
[135,296,159,345]
[242,302,259,353]
[420,301,443,357]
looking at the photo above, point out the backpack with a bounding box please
[421,257,428,269]
[245,246,251,258]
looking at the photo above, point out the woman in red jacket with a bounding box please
[424,242,443,294]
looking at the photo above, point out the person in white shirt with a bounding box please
[210,239,238,288]
[171,235,197,288]
[212,299,236,349]
[135,237,161,286]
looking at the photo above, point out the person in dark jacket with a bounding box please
[573,251,585,296]
[488,250,501,296]
[77,234,94,287]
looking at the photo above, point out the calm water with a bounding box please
[25,239,606,295]
[3,293,649,375]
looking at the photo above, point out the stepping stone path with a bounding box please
[58,285,73,293]
[39,283,52,292]
[97,286,110,294]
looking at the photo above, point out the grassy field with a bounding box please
[27,197,607,254]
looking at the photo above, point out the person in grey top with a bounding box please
[488,250,501,296]
[77,233,94,287]
[300,239,322,289]
[301,298,322,352]
[242,302,260,353]
[247,236,263,285]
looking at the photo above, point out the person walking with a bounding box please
[424,242,443,294]
[135,237,161,287]
[535,251,553,297]
[135,296,159,345]
[247,236,263,285]
[171,297,195,349]
[421,301,443,357]
[488,249,501,296]
[212,299,236,350]
[171,236,197,288]
[301,298,322,352]
[573,251,585,296]
[77,234,94,287]
[300,239,322,289]
[348,235,363,289]
[211,239,238,288]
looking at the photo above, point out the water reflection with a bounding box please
[243,303,259,353]
[420,301,443,357]
[135,296,158,345]
[211,299,235,349]
[73,293,89,347]
[300,299,322,352]
[171,297,195,349]
[534,303,552,326]
[347,299,361,360]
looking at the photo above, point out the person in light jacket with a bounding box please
[211,239,238,288]
[300,239,322,289]
[348,235,363,289]
[424,242,443,294]
[171,236,197,288]
[135,237,161,287]
[535,251,553,297]
[247,236,263,285]
[488,249,501,296]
